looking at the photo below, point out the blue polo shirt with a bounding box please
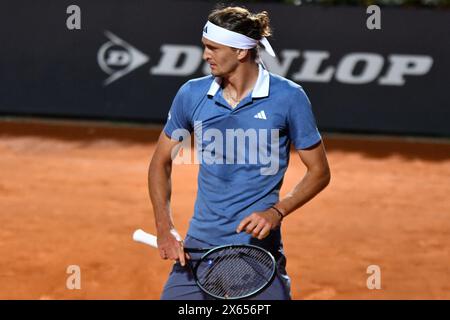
[163,64,321,245]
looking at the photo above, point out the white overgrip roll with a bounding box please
[132,229,158,248]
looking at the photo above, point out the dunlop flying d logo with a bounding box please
[97,31,149,86]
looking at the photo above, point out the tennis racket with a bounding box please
[132,229,277,300]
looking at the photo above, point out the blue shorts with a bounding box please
[161,234,292,300]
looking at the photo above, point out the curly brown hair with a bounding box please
[208,6,273,60]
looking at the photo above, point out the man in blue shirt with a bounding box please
[148,6,330,300]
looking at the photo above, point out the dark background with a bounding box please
[0,0,449,136]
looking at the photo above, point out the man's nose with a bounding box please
[203,49,210,61]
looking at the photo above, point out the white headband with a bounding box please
[202,21,276,57]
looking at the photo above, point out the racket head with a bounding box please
[191,244,277,300]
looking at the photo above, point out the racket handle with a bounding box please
[133,229,158,248]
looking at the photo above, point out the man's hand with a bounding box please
[157,228,188,266]
[236,208,282,240]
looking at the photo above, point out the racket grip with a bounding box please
[133,229,158,248]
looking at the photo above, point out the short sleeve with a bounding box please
[163,82,193,141]
[287,87,322,150]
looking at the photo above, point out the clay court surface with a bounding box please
[0,119,449,300]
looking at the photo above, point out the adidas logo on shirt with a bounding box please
[254,110,267,120]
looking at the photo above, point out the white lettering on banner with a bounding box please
[151,44,203,76]
[261,50,432,85]
[291,51,335,82]
[335,53,384,84]
[379,55,433,86]
[97,33,433,86]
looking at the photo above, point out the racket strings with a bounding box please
[195,246,275,299]
[205,248,272,297]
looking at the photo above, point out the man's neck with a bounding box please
[222,62,259,101]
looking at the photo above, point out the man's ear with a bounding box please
[236,48,250,61]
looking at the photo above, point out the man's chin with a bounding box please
[210,70,222,77]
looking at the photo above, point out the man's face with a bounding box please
[202,37,239,77]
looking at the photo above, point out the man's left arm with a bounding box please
[274,140,330,217]
[236,141,331,239]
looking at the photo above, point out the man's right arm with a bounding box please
[148,131,187,266]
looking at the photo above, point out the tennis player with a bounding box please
[148,6,330,300]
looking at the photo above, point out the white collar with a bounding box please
[207,64,270,98]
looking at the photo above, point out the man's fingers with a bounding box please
[245,220,258,234]
[257,225,271,240]
[178,243,186,266]
[238,212,275,236]
[251,223,265,238]
[236,216,251,233]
